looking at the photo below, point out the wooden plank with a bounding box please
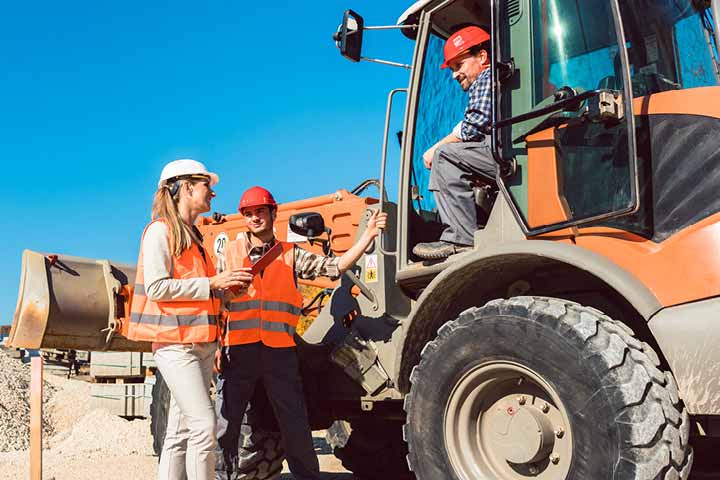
[30,356,43,480]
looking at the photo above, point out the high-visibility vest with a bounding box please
[127,219,220,343]
[223,239,302,348]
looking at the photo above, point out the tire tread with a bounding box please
[403,296,692,479]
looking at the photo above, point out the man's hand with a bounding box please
[213,348,223,374]
[336,209,389,275]
[423,146,436,169]
[364,210,388,240]
[424,133,463,169]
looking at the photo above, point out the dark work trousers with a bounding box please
[429,139,498,246]
[215,342,320,480]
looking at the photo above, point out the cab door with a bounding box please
[494,0,639,235]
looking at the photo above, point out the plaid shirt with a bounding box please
[244,235,340,281]
[454,67,492,142]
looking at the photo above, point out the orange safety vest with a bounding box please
[127,219,220,343]
[223,239,302,348]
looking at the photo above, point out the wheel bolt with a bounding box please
[550,453,560,464]
[555,427,564,438]
[541,403,550,413]
[518,396,527,405]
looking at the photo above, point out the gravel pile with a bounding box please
[51,408,152,456]
[0,350,56,452]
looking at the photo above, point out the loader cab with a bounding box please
[336,0,720,293]
[393,0,646,287]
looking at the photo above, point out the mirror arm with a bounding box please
[364,24,418,31]
[360,57,411,70]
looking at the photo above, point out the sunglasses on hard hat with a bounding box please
[166,174,211,196]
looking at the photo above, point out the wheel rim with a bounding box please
[444,361,573,479]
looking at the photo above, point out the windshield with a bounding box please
[411,33,467,212]
[532,0,719,104]
[621,1,720,94]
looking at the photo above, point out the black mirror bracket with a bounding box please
[333,9,416,69]
[308,227,333,257]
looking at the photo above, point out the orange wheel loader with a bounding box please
[10,1,720,478]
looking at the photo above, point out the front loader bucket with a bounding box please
[10,250,150,352]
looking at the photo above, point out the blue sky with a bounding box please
[1,1,416,325]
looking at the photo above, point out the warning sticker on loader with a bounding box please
[365,254,378,283]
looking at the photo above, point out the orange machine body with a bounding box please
[526,87,720,308]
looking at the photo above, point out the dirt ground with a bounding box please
[0,444,352,480]
[0,368,353,480]
[3,362,718,479]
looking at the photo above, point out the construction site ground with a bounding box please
[1,350,719,479]
[0,354,353,479]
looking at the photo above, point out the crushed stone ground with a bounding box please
[0,349,350,479]
[0,350,55,452]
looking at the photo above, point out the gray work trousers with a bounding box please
[215,343,320,480]
[428,140,498,246]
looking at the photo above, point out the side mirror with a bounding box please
[289,212,327,238]
[333,9,364,62]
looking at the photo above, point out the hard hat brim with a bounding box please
[157,171,220,188]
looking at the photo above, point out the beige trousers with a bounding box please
[154,342,217,480]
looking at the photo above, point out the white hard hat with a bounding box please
[158,159,219,188]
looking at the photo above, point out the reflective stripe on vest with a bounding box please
[126,219,219,344]
[223,240,303,348]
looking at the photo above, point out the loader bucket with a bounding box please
[9,250,150,352]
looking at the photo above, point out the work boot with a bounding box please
[412,241,471,260]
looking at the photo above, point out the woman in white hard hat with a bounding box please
[126,159,251,480]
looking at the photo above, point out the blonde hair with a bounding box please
[151,180,203,257]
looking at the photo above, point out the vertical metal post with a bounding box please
[30,356,43,480]
[378,87,407,256]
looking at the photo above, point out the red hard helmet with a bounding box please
[441,26,491,69]
[238,186,277,211]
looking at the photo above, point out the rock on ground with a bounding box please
[0,350,55,452]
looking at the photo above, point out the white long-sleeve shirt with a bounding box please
[141,221,211,302]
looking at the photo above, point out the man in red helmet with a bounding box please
[214,186,387,480]
[413,25,499,260]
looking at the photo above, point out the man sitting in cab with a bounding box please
[413,26,499,260]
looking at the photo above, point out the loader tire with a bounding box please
[234,402,284,480]
[151,372,284,479]
[404,296,693,480]
[150,370,171,457]
[332,418,413,479]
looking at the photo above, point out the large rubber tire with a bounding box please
[151,372,285,480]
[234,401,285,480]
[404,296,693,480]
[331,418,414,479]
